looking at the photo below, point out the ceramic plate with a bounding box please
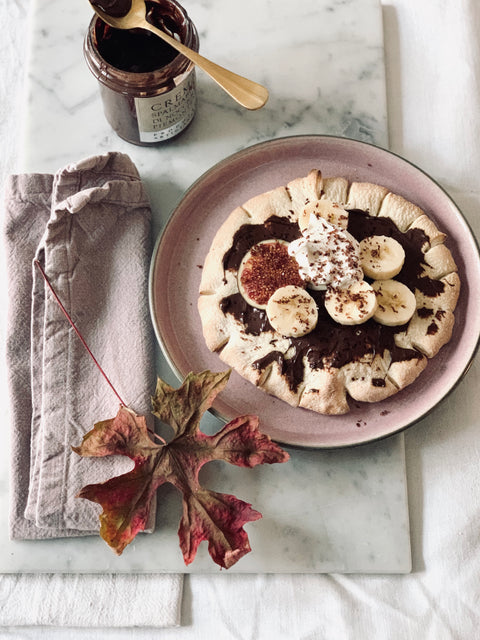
[149,135,480,448]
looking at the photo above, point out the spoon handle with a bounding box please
[143,22,269,110]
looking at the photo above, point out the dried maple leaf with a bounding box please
[73,370,289,569]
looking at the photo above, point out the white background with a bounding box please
[1,0,480,638]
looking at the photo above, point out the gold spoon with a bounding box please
[88,0,269,110]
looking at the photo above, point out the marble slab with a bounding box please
[0,0,412,573]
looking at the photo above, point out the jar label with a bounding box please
[134,72,196,143]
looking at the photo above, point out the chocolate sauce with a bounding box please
[249,292,420,392]
[94,1,184,73]
[91,0,132,18]
[417,307,434,319]
[347,209,444,297]
[220,209,446,393]
[220,294,272,335]
[223,215,301,272]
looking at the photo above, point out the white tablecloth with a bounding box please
[1,0,479,637]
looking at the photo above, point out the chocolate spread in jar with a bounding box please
[94,1,185,73]
[219,208,445,392]
[84,0,198,145]
[91,0,132,18]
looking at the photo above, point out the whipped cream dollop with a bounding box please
[288,213,363,290]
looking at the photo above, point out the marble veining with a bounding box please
[0,0,412,573]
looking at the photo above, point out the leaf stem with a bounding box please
[151,431,167,445]
[34,259,127,407]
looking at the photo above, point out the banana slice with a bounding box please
[324,280,377,326]
[371,279,416,326]
[298,199,348,232]
[359,235,405,280]
[266,285,318,337]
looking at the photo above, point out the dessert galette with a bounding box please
[197,170,460,415]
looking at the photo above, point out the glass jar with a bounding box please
[84,0,199,145]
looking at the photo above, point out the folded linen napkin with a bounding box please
[5,151,155,537]
[2,151,184,628]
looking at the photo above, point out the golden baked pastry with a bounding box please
[198,170,460,415]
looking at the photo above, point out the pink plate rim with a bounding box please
[149,135,480,449]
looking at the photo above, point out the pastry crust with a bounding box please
[347,182,389,216]
[243,186,295,224]
[378,192,424,231]
[287,169,323,212]
[300,366,349,415]
[409,214,447,249]
[321,176,349,204]
[198,170,460,415]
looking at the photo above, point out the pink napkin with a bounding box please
[4,151,156,538]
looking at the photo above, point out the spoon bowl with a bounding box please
[88,0,269,110]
